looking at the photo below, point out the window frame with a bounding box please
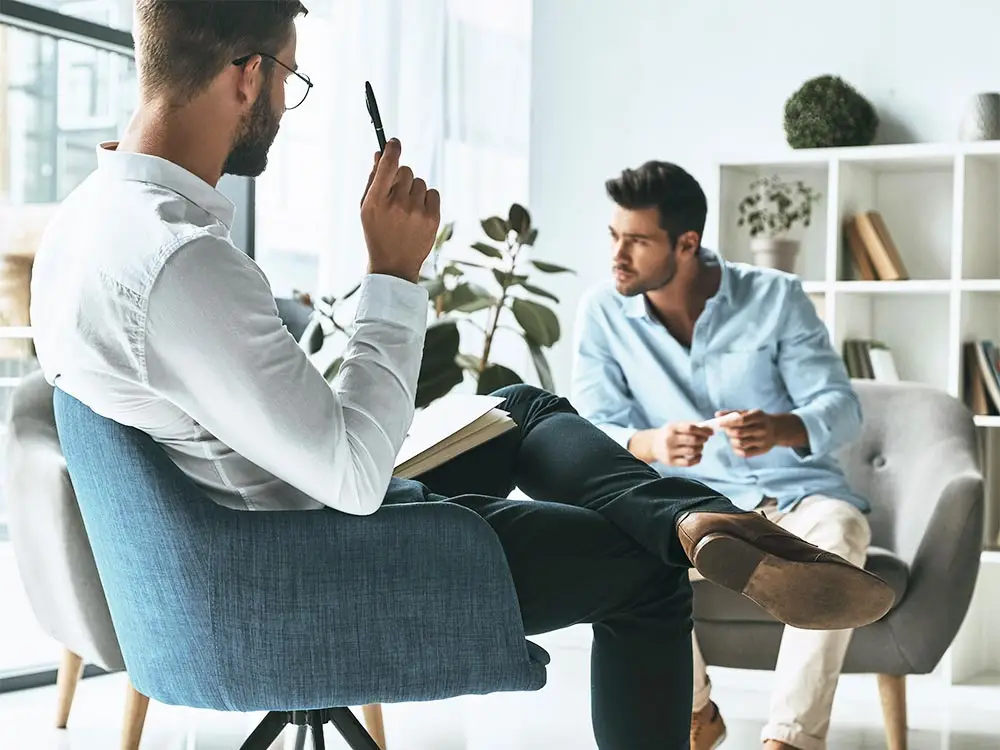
[0,0,132,693]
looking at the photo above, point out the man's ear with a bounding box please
[674,230,701,257]
[234,54,266,105]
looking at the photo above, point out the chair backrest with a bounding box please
[836,380,982,561]
[53,385,236,706]
[4,371,124,671]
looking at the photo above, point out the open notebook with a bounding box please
[393,395,516,479]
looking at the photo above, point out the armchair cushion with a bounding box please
[53,387,547,712]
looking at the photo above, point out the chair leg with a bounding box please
[55,649,84,729]
[121,681,150,750]
[241,712,289,750]
[327,708,381,750]
[877,673,908,750]
[361,705,386,749]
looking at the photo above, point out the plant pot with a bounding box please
[750,237,799,273]
[959,93,1000,141]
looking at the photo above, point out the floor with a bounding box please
[1,627,999,750]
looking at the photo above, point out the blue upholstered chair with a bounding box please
[52,387,548,749]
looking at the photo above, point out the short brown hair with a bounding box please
[606,161,708,244]
[134,0,309,105]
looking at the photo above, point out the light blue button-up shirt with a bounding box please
[571,249,868,513]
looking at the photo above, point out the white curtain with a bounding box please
[254,0,533,300]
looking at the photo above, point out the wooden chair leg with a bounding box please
[55,649,84,729]
[877,673,907,750]
[361,704,386,749]
[121,680,150,750]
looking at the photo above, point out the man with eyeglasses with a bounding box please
[28,3,893,749]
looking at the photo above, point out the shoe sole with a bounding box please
[692,533,895,630]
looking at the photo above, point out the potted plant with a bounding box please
[736,175,821,273]
[295,202,574,408]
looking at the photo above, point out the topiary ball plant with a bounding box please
[784,74,879,149]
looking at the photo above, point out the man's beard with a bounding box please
[223,89,281,177]
[616,254,678,297]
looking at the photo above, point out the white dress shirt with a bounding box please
[30,143,429,514]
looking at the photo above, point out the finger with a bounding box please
[727,426,766,440]
[390,165,414,201]
[409,177,428,207]
[672,433,708,448]
[677,424,714,438]
[425,188,441,218]
[360,151,381,207]
[675,453,702,467]
[369,138,401,197]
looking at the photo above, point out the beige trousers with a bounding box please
[690,495,871,750]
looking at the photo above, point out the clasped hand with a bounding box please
[655,409,778,467]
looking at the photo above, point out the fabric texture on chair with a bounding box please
[5,371,124,672]
[692,380,984,676]
[53,388,547,712]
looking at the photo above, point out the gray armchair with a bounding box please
[692,380,985,750]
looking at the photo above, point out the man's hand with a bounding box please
[360,138,441,283]
[715,409,808,458]
[630,422,714,467]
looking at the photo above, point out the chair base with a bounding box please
[240,708,381,750]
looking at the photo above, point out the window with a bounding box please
[0,19,135,679]
[253,0,534,300]
[18,0,133,30]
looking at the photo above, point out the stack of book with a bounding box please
[843,211,910,281]
[963,340,1000,416]
[842,338,901,381]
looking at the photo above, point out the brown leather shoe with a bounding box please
[691,701,727,749]
[677,510,895,630]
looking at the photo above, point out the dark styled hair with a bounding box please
[605,161,708,245]
[134,0,309,106]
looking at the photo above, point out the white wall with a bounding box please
[530,0,1000,393]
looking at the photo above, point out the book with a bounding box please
[843,216,877,281]
[853,211,909,281]
[393,394,516,479]
[842,338,899,382]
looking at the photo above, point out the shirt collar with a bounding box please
[96,142,236,230]
[624,247,733,320]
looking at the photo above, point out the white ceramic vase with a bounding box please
[750,237,799,273]
[959,93,1000,141]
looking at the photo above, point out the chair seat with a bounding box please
[692,546,909,623]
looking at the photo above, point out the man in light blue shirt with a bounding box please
[572,161,871,750]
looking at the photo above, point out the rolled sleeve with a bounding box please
[571,292,637,442]
[779,281,862,458]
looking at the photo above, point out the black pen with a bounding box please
[365,81,387,153]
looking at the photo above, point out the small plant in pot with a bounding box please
[736,175,821,273]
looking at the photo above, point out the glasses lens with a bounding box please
[285,74,309,110]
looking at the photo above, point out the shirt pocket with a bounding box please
[706,346,783,411]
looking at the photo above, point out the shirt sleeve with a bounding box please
[778,279,862,458]
[570,292,637,448]
[142,236,428,515]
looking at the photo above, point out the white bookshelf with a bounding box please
[711,140,1000,687]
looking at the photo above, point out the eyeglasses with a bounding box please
[232,52,314,111]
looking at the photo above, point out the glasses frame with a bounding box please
[232,52,313,111]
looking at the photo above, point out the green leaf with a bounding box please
[481,216,509,242]
[492,269,529,289]
[531,259,574,274]
[442,264,464,277]
[512,298,560,347]
[341,282,362,300]
[471,241,504,259]
[323,357,344,382]
[453,259,490,270]
[416,363,464,408]
[419,277,446,299]
[508,203,531,235]
[526,339,555,392]
[521,283,559,304]
[434,221,455,249]
[444,283,495,313]
[477,363,523,395]
[520,227,539,246]
[422,320,460,364]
